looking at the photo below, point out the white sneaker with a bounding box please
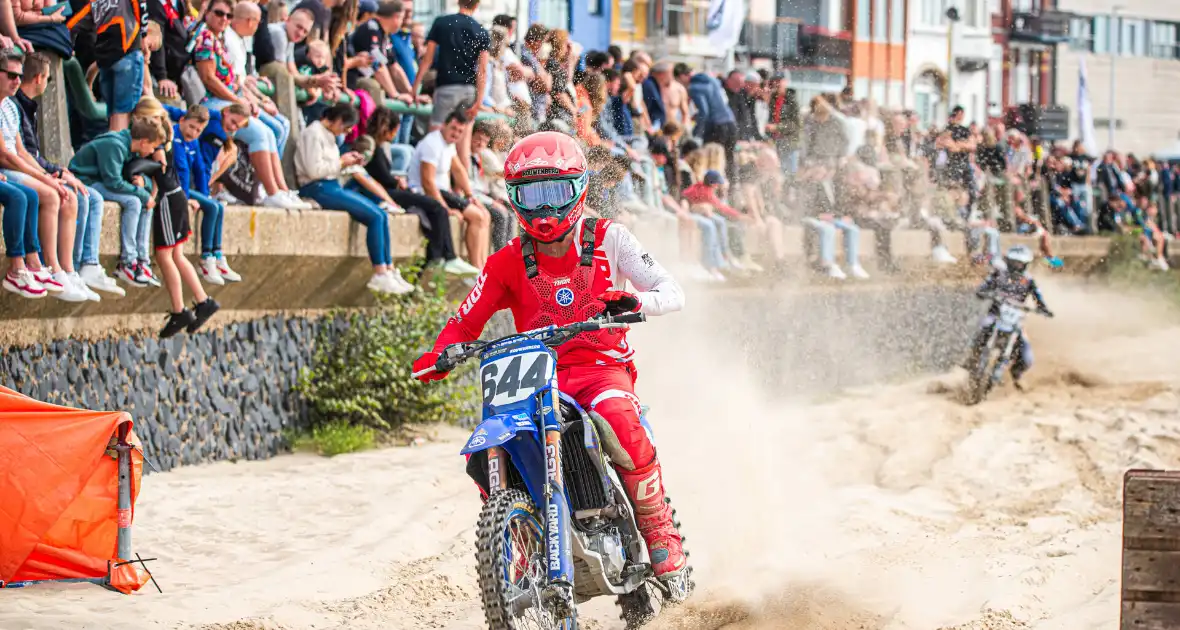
[80,264,126,297]
[3,269,47,298]
[32,268,64,292]
[849,264,871,280]
[932,245,957,264]
[1153,257,1170,271]
[380,201,405,215]
[442,257,480,276]
[200,257,225,285]
[387,268,416,293]
[262,194,299,209]
[740,256,765,273]
[826,263,847,280]
[51,270,90,302]
[68,271,101,302]
[367,271,413,295]
[281,191,314,209]
[217,257,242,282]
[710,269,728,282]
[213,190,239,205]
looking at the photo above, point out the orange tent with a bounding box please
[0,386,149,594]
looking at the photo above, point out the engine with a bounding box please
[586,529,627,581]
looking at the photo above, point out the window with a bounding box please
[964,0,979,28]
[1069,17,1093,51]
[921,0,943,27]
[857,0,871,39]
[1011,0,1032,12]
[1093,15,1109,54]
[1014,52,1029,104]
[537,0,570,30]
[589,0,602,15]
[988,44,1003,115]
[873,0,887,40]
[890,0,904,40]
[1151,22,1178,59]
[1121,18,1146,56]
[619,0,634,29]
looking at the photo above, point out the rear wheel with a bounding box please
[476,489,577,630]
[965,344,995,406]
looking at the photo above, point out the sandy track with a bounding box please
[3,278,1178,630]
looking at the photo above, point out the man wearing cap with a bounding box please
[675,63,737,183]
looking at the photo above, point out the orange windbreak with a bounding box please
[0,386,146,591]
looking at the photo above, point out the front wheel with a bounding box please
[475,489,577,630]
[965,343,995,406]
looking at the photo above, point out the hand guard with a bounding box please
[598,290,640,316]
[1038,307,1055,318]
[412,351,449,382]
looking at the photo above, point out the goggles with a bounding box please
[507,174,587,214]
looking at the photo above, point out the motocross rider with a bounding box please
[412,132,688,580]
[964,244,1055,389]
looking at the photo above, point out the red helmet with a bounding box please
[503,132,589,243]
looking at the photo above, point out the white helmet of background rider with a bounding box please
[1004,245,1034,276]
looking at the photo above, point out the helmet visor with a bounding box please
[508,176,585,214]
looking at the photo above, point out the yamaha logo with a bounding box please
[555,287,575,307]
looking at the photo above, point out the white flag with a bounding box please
[706,0,744,54]
[1077,56,1098,154]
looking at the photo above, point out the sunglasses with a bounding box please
[209,8,230,18]
[3,70,21,81]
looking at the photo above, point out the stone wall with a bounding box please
[1,314,326,472]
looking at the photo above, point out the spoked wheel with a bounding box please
[476,489,577,630]
[965,347,995,406]
[616,501,695,629]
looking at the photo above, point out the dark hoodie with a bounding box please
[69,129,151,204]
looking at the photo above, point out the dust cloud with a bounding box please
[3,254,1179,630]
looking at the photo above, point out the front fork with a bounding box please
[542,390,575,614]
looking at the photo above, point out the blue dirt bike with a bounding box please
[413,312,694,629]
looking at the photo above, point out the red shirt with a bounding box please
[681,182,742,219]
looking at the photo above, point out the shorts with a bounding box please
[1,169,26,184]
[440,189,470,211]
[99,50,145,116]
[430,85,477,126]
[152,183,192,250]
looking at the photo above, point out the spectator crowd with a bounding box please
[0,0,1172,336]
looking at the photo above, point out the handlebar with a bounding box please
[411,312,648,379]
[979,292,1045,315]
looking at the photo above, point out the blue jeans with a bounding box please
[395,113,414,144]
[0,180,38,258]
[189,190,224,258]
[98,50,145,115]
[204,96,281,154]
[1052,194,1089,233]
[73,186,104,267]
[92,182,146,265]
[967,225,1001,259]
[804,217,860,266]
[689,213,725,270]
[299,179,391,266]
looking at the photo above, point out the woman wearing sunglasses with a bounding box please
[190,0,307,209]
[412,131,689,582]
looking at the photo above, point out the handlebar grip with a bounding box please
[412,367,436,379]
[611,312,647,325]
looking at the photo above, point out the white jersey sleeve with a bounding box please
[597,220,686,316]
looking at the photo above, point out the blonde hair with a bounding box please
[132,96,174,145]
[703,142,726,176]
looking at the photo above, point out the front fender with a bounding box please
[460,412,537,455]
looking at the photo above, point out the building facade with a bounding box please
[849,0,907,109]
[737,0,852,103]
[1055,0,1180,154]
[904,0,996,127]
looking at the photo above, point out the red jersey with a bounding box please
[433,217,685,367]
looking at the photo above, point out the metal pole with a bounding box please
[946,15,954,117]
[115,423,132,564]
[1107,6,1120,148]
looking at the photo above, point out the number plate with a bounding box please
[480,350,553,408]
[997,304,1023,332]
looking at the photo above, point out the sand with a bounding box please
[3,275,1178,630]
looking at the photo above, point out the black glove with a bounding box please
[1038,307,1054,318]
[598,290,640,316]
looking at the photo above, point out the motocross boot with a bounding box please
[616,454,687,579]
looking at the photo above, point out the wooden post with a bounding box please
[1121,469,1180,629]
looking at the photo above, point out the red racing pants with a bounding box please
[557,363,653,470]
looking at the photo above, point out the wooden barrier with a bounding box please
[1121,470,1180,629]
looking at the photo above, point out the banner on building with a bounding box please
[1077,56,1098,154]
[706,0,743,53]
